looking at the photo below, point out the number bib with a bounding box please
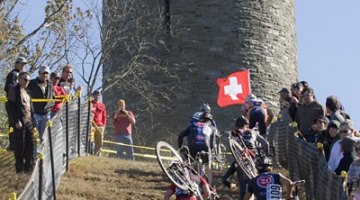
[266,184,282,200]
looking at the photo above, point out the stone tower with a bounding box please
[102,0,297,145]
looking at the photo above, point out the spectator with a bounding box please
[59,64,73,94]
[112,99,136,160]
[50,72,66,118]
[328,120,360,172]
[7,72,36,173]
[4,56,28,151]
[312,116,329,138]
[59,65,81,95]
[326,95,345,122]
[91,90,107,155]
[27,66,54,141]
[347,141,360,199]
[295,87,325,143]
[316,120,340,161]
[334,136,355,175]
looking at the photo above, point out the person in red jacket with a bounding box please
[91,90,107,155]
[50,72,66,118]
[112,99,136,160]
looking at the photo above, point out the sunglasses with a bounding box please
[22,78,30,82]
[355,147,360,152]
[340,130,349,134]
[65,71,72,74]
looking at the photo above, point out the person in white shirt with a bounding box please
[328,120,360,171]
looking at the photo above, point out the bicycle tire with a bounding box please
[229,138,257,179]
[155,141,192,191]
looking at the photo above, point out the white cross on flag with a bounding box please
[216,70,251,107]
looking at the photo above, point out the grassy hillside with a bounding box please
[57,156,239,200]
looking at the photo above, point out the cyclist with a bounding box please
[178,112,217,185]
[222,115,269,200]
[243,94,273,137]
[200,103,217,128]
[243,156,294,200]
[163,166,211,200]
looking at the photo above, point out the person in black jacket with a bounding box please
[7,72,36,173]
[4,56,28,151]
[27,66,54,141]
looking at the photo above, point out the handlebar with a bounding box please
[293,180,305,186]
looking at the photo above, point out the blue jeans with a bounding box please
[115,134,134,160]
[34,113,50,142]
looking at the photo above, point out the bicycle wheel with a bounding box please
[155,141,192,191]
[229,139,257,179]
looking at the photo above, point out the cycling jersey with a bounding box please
[178,120,217,161]
[246,172,281,200]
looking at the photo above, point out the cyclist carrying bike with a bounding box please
[222,115,269,200]
[243,156,294,200]
[178,111,217,185]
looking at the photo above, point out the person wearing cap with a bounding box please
[328,120,360,172]
[222,115,269,199]
[27,65,54,141]
[50,72,66,118]
[112,99,136,160]
[294,87,326,143]
[316,120,341,161]
[90,90,107,155]
[4,56,28,151]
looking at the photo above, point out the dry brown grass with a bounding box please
[0,149,31,200]
[57,156,239,200]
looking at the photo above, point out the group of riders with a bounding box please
[164,94,297,200]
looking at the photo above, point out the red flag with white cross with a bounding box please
[216,70,251,107]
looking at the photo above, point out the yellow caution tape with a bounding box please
[32,128,39,140]
[316,142,323,150]
[341,171,347,178]
[46,120,52,128]
[9,127,14,134]
[38,153,44,160]
[75,88,82,98]
[290,121,298,128]
[64,95,71,103]
[103,140,171,152]
[8,192,16,200]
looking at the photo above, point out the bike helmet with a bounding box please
[200,103,211,113]
[245,94,257,103]
[191,112,203,121]
[256,156,273,168]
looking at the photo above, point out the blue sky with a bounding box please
[296,1,360,129]
[20,1,359,129]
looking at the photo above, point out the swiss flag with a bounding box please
[216,70,251,108]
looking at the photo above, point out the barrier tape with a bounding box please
[103,140,171,152]
[0,95,74,103]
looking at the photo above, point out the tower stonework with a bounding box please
[102,0,297,145]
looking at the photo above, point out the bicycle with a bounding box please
[155,141,219,200]
[211,131,228,170]
[228,137,258,179]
